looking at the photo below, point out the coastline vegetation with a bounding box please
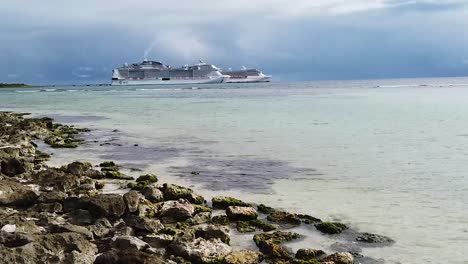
[0,83,30,88]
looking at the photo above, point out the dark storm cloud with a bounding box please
[1,1,467,84]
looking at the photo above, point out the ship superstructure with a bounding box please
[221,67,271,83]
[111,59,228,86]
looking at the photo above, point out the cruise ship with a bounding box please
[111,59,228,86]
[221,67,271,83]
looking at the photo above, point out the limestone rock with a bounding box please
[226,206,258,221]
[0,179,39,206]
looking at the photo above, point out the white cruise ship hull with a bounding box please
[111,76,228,86]
[224,75,271,83]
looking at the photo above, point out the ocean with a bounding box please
[1,78,468,263]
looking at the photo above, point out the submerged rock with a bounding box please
[236,219,277,233]
[256,204,275,214]
[226,206,258,221]
[355,232,395,245]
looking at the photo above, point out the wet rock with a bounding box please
[86,194,126,220]
[195,224,230,244]
[212,196,250,209]
[297,214,322,224]
[355,232,395,245]
[0,179,39,206]
[156,200,195,222]
[211,215,230,226]
[161,183,204,204]
[226,206,258,221]
[223,250,263,264]
[321,252,354,264]
[137,174,158,184]
[236,219,277,233]
[253,231,301,259]
[315,222,348,234]
[123,190,140,213]
[170,231,232,264]
[330,242,362,254]
[31,168,80,192]
[103,169,133,180]
[1,158,27,176]
[295,248,326,260]
[99,161,117,168]
[142,186,164,203]
[123,214,164,233]
[267,211,301,226]
[256,204,275,214]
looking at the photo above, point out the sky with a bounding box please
[1,0,468,84]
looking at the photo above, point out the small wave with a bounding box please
[40,88,57,92]
[15,90,40,93]
[66,89,80,92]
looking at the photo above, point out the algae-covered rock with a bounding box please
[99,161,117,167]
[267,211,301,226]
[226,206,258,221]
[252,231,301,260]
[315,222,347,234]
[223,250,263,264]
[295,248,326,260]
[236,219,277,233]
[355,232,394,245]
[136,174,158,183]
[211,215,230,226]
[212,196,250,209]
[297,214,322,225]
[257,204,275,214]
[321,252,354,264]
[161,183,204,204]
[103,169,133,180]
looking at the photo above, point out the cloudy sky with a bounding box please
[1,0,468,84]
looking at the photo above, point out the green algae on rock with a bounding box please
[257,204,276,214]
[212,196,251,209]
[211,215,230,226]
[267,211,301,226]
[314,222,348,234]
[236,219,278,233]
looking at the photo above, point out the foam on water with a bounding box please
[2,78,468,263]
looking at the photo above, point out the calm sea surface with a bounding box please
[1,78,468,263]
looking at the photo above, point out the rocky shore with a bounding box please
[0,111,395,264]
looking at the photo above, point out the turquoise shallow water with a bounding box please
[1,78,468,263]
